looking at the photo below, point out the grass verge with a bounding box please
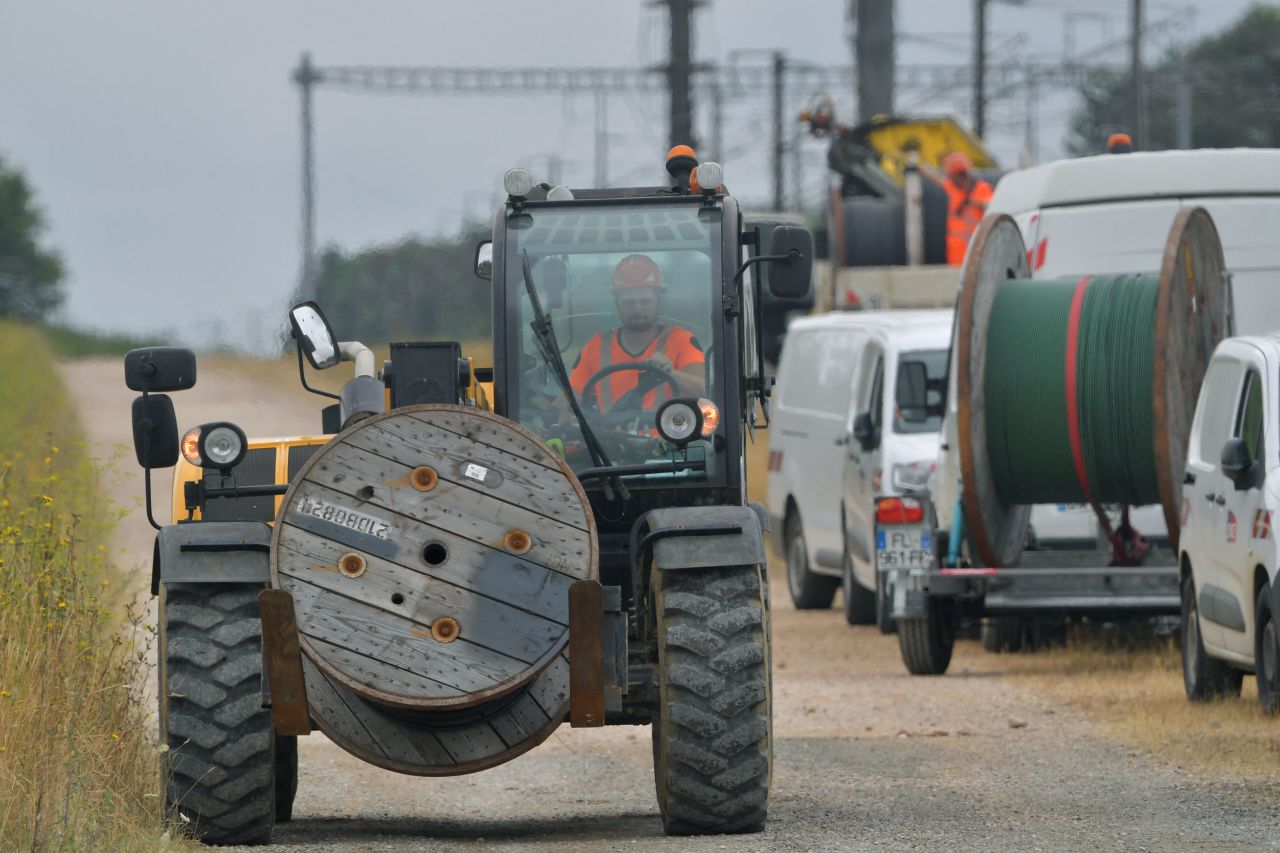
[996,626,1279,782]
[0,321,171,848]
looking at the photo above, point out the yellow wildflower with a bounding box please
[50,446,58,454]
[57,601,66,609]
[38,495,53,506]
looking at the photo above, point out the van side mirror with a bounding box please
[852,411,879,451]
[131,394,179,468]
[897,360,929,422]
[475,241,494,280]
[764,226,812,300]
[1221,438,1257,489]
[289,301,340,369]
[124,347,197,393]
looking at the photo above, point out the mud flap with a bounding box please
[259,589,311,737]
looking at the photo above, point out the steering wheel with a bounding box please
[579,362,681,422]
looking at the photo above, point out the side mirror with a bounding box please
[131,394,179,468]
[124,347,197,392]
[852,411,879,451]
[896,360,930,423]
[1221,438,1255,489]
[289,301,340,369]
[475,241,494,280]
[765,226,813,300]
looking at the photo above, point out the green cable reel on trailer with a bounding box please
[953,208,1230,567]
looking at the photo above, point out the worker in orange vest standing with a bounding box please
[942,151,994,266]
[569,254,706,414]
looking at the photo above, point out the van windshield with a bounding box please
[894,349,947,434]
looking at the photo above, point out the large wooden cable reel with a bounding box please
[955,208,1228,567]
[271,405,597,774]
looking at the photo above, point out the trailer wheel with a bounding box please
[651,564,771,835]
[898,597,954,675]
[785,513,837,609]
[874,569,896,635]
[981,618,1023,653]
[159,583,276,845]
[841,551,876,625]
[1181,573,1242,701]
[1254,588,1279,715]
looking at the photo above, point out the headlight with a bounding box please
[183,421,247,470]
[545,185,575,201]
[891,461,934,493]
[656,399,702,445]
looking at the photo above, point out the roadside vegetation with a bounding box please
[0,322,172,848]
[996,628,1280,782]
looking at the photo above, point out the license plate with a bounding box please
[876,528,933,570]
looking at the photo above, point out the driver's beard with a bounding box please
[621,316,655,333]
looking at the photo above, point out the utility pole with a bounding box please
[772,52,785,211]
[593,88,608,186]
[973,0,988,138]
[854,0,895,122]
[1130,0,1146,149]
[293,52,319,299]
[1174,66,1192,150]
[665,0,697,148]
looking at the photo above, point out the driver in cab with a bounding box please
[569,254,706,413]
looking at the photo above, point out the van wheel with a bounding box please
[841,551,876,625]
[1255,588,1280,715]
[874,569,896,635]
[898,597,954,675]
[1181,573,1243,701]
[784,514,838,609]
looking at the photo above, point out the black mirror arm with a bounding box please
[296,341,340,401]
[732,249,804,284]
[139,413,163,531]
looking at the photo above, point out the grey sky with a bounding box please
[0,0,1256,352]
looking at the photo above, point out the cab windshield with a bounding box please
[505,203,722,480]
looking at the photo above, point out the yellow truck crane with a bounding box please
[123,147,811,844]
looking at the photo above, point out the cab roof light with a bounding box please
[504,168,535,198]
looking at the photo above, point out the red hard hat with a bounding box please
[611,254,664,292]
[943,151,973,178]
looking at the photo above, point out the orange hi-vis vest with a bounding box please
[570,325,704,412]
[944,177,994,266]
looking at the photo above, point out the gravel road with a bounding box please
[62,357,1280,851]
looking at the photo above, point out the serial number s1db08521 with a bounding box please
[876,528,933,570]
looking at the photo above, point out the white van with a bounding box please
[767,310,953,622]
[987,148,1280,545]
[1180,334,1280,712]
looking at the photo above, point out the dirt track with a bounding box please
[63,358,1280,851]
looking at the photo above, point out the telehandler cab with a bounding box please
[125,147,812,844]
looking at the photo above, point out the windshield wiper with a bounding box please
[519,250,629,501]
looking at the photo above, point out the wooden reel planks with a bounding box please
[1151,207,1229,551]
[272,405,597,712]
[302,650,570,776]
[955,214,1035,568]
